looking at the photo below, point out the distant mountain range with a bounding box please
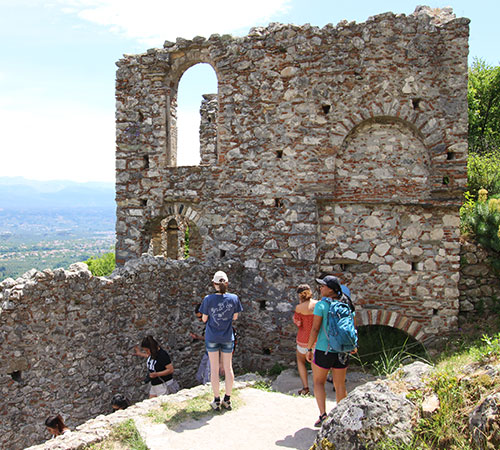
[0,177,115,209]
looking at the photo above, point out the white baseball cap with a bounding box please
[212,271,228,283]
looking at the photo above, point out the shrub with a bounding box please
[461,192,500,254]
[466,149,500,198]
[84,251,116,277]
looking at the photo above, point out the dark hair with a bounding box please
[141,336,160,359]
[45,415,67,434]
[194,303,201,314]
[215,282,228,294]
[111,394,130,410]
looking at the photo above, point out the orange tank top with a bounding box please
[294,312,315,347]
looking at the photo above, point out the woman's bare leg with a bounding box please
[208,351,220,398]
[312,363,329,415]
[221,352,234,396]
[332,367,347,403]
[296,351,309,389]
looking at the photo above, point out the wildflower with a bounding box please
[498,224,500,240]
[478,188,488,203]
[488,198,499,212]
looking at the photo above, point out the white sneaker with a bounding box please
[210,399,221,411]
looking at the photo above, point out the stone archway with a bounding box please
[144,202,204,260]
[356,308,429,344]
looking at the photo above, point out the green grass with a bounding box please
[147,390,242,429]
[252,380,273,392]
[84,419,147,450]
[353,325,430,376]
[373,333,500,450]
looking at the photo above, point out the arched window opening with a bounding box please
[176,63,218,167]
[354,325,427,373]
[166,219,180,259]
[147,216,202,261]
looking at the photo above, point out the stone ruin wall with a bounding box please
[459,239,500,317]
[115,6,469,340]
[0,6,474,449]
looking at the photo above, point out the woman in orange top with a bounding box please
[293,284,318,395]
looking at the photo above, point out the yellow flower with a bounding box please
[488,198,500,212]
[478,188,488,203]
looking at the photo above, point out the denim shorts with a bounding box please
[206,341,234,353]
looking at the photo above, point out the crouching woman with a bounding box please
[134,336,179,398]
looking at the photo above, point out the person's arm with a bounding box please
[233,313,239,320]
[305,315,322,363]
[293,311,302,327]
[202,314,208,323]
[150,363,174,378]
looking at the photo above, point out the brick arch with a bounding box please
[143,202,204,259]
[356,309,429,344]
[334,114,433,202]
[339,97,445,151]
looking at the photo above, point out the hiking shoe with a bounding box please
[221,398,232,410]
[210,399,221,411]
[314,413,327,427]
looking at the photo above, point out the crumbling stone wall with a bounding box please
[0,256,316,449]
[115,5,468,343]
[0,6,471,449]
[200,93,218,165]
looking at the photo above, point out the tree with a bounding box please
[84,251,115,277]
[468,59,500,153]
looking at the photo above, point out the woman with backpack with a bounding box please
[305,275,356,427]
[200,270,243,411]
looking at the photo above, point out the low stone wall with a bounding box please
[0,256,310,450]
[459,238,500,315]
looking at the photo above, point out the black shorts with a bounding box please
[313,349,349,369]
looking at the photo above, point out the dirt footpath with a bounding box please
[134,387,335,450]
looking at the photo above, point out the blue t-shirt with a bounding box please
[313,298,331,352]
[200,293,243,343]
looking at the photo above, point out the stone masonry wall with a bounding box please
[459,239,500,315]
[0,6,471,449]
[0,258,313,449]
[115,5,468,343]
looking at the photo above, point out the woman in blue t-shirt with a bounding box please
[200,270,243,411]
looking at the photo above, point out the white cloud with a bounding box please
[54,0,292,45]
[0,106,115,182]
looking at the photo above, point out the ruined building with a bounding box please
[0,7,470,449]
[115,5,468,341]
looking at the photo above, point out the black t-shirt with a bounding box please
[146,348,172,385]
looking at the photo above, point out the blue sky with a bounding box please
[0,0,498,183]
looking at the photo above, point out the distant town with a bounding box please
[0,177,115,280]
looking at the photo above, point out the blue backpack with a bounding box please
[324,294,358,353]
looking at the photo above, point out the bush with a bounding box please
[466,149,500,198]
[461,193,500,254]
[84,251,115,277]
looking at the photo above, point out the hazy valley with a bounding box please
[0,177,115,280]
